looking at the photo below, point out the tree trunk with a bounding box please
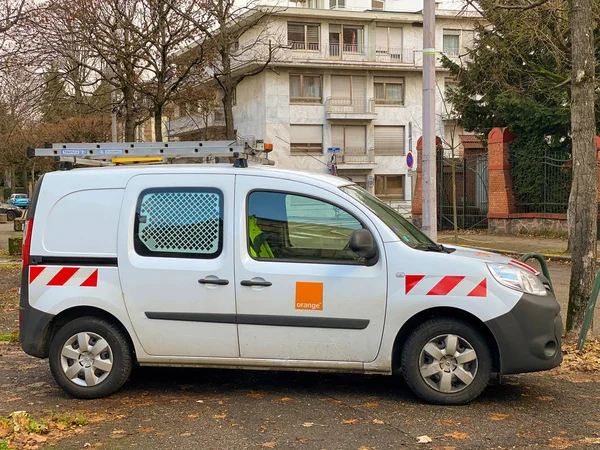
[123,87,136,142]
[566,0,597,335]
[10,166,16,194]
[154,104,163,142]
[222,91,235,140]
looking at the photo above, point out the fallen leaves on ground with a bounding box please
[363,402,379,408]
[258,442,277,448]
[248,392,264,399]
[0,410,91,449]
[444,431,470,440]
[436,420,456,426]
[278,397,292,402]
[489,413,512,421]
[417,435,432,444]
[548,436,573,449]
[302,422,314,428]
[213,414,227,419]
[341,419,359,425]
[551,339,600,382]
[372,419,384,425]
[136,427,155,433]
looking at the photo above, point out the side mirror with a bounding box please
[349,229,378,266]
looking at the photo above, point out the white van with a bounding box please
[19,165,562,404]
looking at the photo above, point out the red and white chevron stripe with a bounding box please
[29,266,98,287]
[405,275,486,297]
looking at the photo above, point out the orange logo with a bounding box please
[295,282,323,311]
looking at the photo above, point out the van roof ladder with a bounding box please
[26,138,274,169]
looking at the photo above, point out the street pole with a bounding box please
[421,0,437,240]
[111,88,118,143]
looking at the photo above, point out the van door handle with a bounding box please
[198,278,229,286]
[240,280,272,287]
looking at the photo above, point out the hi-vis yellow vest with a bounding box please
[248,215,274,258]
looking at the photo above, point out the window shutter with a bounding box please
[307,25,320,49]
[290,125,322,144]
[344,126,366,151]
[375,126,404,155]
[331,75,351,98]
[388,28,402,51]
[331,125,344,148]
[351,76,366,98]
[376,27,388,51]
[288,23,305,45]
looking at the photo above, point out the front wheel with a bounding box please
[401,318,492,405]
[6,210,15,221]
[49,316,133,399]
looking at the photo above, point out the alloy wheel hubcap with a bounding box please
[60,332,113,387]
[418,333,478,393]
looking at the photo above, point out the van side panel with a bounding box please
[41,189,123,257]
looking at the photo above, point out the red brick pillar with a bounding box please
[487,127,516,220]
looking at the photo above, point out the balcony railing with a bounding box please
[289,41,320,51]
[375,47,415,64]
[337,147,375,164]
[326,97,374,114]
[328,43,367,60]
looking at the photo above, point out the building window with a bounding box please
[289,74,322,103]
[329,0,345,8]
[443,30,460,56]
[375,27,402,56]
[374,78,404,105]
[134,188,223,259]
[290,124,323,154]
[371,0,384,9]
[374,126,405,155]
[247,191,365,263]
[288,23,320,50]
[375,175,404,199]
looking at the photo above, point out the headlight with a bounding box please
[487,263,547,296]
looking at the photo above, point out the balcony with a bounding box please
[166,109,225,138]
[325,97,377,120]
[282,45,417,65]
[335,147,376,168]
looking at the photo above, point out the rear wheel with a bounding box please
[5,210,15,221]
[401,318,492,405]
[49,316,133,399]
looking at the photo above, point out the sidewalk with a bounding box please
[437,231,572,260]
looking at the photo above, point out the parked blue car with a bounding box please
[7,194,30,208]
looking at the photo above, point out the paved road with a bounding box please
[0,342,599,450]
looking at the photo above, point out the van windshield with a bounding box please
[340,185,443,251]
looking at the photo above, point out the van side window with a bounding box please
[247,191,365,263]
[134,188,223,259]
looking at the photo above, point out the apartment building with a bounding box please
[167,2,482,210]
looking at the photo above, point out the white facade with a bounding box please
[168,3,481,212]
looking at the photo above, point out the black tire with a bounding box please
[6,210,15,221]
[49,316,133,399]
[401,318,492,405]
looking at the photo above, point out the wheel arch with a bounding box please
[45,306,136,360]
[391,307,501,373]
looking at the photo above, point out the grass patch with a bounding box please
[0,438,10,450]
[0,334,18,343]
[53,413,88,428]
[24,419,49,435]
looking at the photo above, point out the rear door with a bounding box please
[234,175,388,362]
[118,173,238,357]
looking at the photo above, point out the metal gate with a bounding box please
[437,152,488,230]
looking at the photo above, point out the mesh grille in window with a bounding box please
[135,189,222,258]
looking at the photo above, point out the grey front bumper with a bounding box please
[485,292,563,375]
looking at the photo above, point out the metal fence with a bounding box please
[325,97,374,114]
[437,152,489,230]
[513,153,572,214]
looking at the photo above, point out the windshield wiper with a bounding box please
[415,243,456,253]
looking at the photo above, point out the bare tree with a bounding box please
[32,0,208,142]
[171,0,282,139]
